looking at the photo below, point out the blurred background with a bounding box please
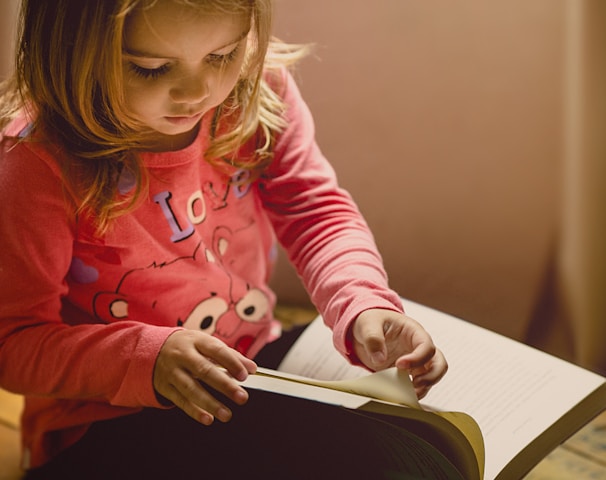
[270,0,605,374]
[1,0,604,373]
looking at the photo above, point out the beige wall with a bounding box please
[0,0,18,80]
[271,0,564,339]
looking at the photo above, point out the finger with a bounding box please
[185,353,250,407]
[410,351,448,389]
[171,391,215,425]
[196,335,256,381]
[409,369,440,399]
[159,369,235,425]
[415,385,432,400]
[420,363,448,386]
[394,338,437,370]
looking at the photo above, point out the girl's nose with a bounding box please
[170,72,210,104]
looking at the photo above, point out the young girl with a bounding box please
[0,0,447,477]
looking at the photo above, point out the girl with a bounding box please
[0,0,447,477]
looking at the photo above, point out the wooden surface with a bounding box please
[0,389,23,480]
[525,411,606,479]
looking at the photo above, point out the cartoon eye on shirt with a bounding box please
[236,289,269,324]
[177,294,228,334]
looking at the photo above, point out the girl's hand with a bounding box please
[153,329,257,425]
[351,309,448,399]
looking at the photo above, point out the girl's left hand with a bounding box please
[351,308,448,399]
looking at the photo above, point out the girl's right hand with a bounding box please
[153,329,257,425]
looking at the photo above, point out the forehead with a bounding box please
[124,0,251,54]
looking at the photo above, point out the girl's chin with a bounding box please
[146,123,202,152]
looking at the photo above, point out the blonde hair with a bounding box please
[0,0,309,233]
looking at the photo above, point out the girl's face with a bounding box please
[122,1,250,151]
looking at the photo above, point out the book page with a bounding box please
[278,317,371,381]
[255,366,420,408]
[243,371,376,409]
[402,300,606,480]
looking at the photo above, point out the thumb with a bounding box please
[354,319,388,368]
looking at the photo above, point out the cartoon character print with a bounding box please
[92,229,277,357]
[179,222,279,356]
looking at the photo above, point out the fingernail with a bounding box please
[372,351,386,365]
[234,389,248,404]
[217,408,232,422]
[200,413,214,426]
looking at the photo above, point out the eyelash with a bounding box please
[128,44,242,80]
[207,44,241,66]
[129,63,170,80]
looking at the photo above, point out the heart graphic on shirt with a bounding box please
[69,257,100,284]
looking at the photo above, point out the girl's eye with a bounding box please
[129,63,170,80]
[206,44,241,67]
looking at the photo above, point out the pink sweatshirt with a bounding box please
[0,71,403,468]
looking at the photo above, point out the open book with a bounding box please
[242,299,606,480]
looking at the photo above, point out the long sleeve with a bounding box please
[259,72,404,360]
[0,135,171,408]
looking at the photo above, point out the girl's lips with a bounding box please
[164,112,204,125]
